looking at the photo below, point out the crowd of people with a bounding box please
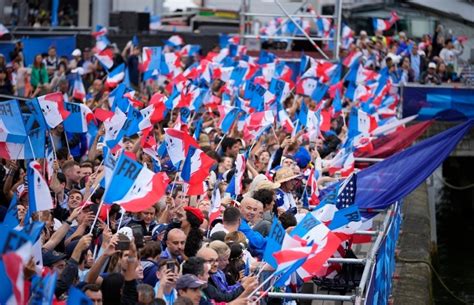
[0,12,468,305]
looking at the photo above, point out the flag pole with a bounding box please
[247,271,277,299]
[215,134,226,152]
[63,132,72,157]
[48,131,58,160]
[27,135,37,160]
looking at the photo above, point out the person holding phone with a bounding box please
[155,260,179,305]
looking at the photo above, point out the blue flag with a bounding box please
[263,218,286,269]
[0,100,27,143]
[2,194,19,228]
[67,287,93,305]
[356,120,473,217]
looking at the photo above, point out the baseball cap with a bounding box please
[176,274,207,290]
[428,62,437,69]
[72,49,82,57]
[42,250,66,267]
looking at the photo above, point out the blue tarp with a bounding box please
[355,120,473,216]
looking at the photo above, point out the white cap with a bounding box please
[360,30,367,36]
[428,62,437,69]
[118,227,134,241]
[72,49,82,57]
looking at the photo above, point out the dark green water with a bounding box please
[434,157,474,304]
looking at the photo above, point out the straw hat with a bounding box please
[274,167,300,184]
[255,179,280,191]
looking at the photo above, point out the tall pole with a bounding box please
[240,0,247,45]
[334,0,342,60]
[92,0,110,28]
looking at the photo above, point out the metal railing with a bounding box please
[239,0,343,60]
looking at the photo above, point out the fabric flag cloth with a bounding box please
[356,121,432,159]
[36,93,70,129]
[72,74,86,101]
[27,161,54,213]
[103,107,127,148]
[103,152,169,212]
[67,287,93,305]
[0,23,9,37]
[139,93,167,131]
[0,127,46,160]
[0,100,27,143]
[373,11,400,32]
[284,212,342,281]
[1,242,33,305]
[164,128,200,166]
[209,186,222,226]
[63,102,94,133]
[105,63,126,88]
[356,120,473,217]
[226,154,246,196]
[217,105,240,133]
[91,24,108,38]
[94,48,114,70]
[142,47,162,81]
[181,146,215,195]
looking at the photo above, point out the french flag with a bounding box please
[63,102,94,133]
[95,35,111,51]
[95,48,114,70]
[180,44,201,57]
[242,111,274,142]
[316,16,332,38]
[1,241,32,305]
[278,107,294,133]
[341,25,354,49]
[289,212,342,280]
[161,52,182,76]
[0,100,27,143]
[181,146,216,195]
[349,108,378,136]
[27,161,53,213]
[103,152,169,212]
[36,92,70,128]
[218,105,240,133]
[164,35,184,48]
[354,83,376,103]
[167,82,202,110]
[139,93,167,131]
[296,77,318,97]
[0,23,9,37]
[105,63,125,88]
[227,154,246,196]
[356,65,380,85]
[209,186,223,227]
[373,11,400,32]
[342,50,362,68]
[0,128,45,160]
[164,128,200,166]
[91,24,108,38]
[328,206,362,242]
[72,74,86,101]
[327,149,355,177]
[142,46,162,81]
[104,107,127,148]
[298,100,321,132]
[316,60,338,83]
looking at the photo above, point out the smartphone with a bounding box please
[166,261,176,273]
[116,239,131,251]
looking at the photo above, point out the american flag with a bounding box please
[336,173,357,209]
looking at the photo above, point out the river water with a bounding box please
[434,157,474,304]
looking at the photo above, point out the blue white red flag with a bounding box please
[103,107,127,148]
[0,128,45,160]
[0,100,27,143]
[373,11,399,32]
[105,63,125,88]
[94,48,114,70]
[36,92,70,129]
[343,50,362,68]
[72,74,86,101]
[142,47,162,81]
[63,102,94,133]
[181,146,215,195]
[67,287,93,305]
[1,241,32,305]
[91,24,107,38]
[217,105,240,133]
[164,128,200,166]
[139,93,167,131]
[226,154,246,196]
[27,161,53,213]
[103,152,169,212]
